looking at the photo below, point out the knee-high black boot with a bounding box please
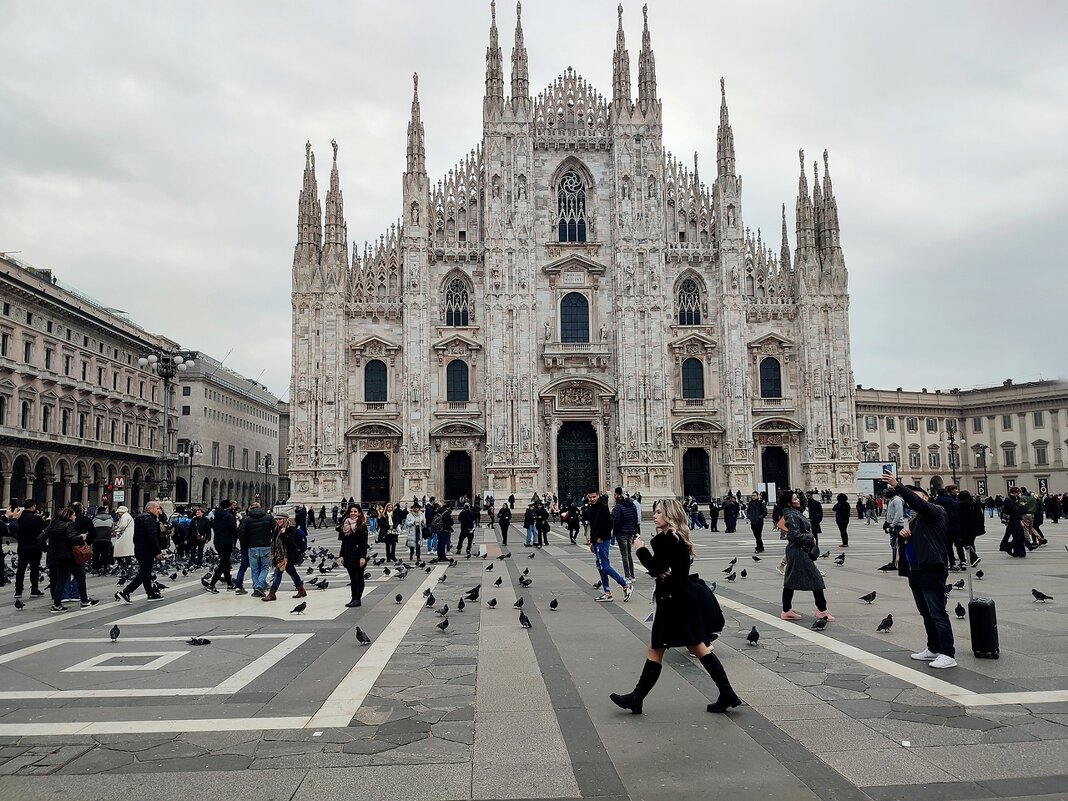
[610,659,662,715]
[701,652,743,713]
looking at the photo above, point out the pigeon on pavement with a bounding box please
[425,593,436,607]
[291,602,307,614]
[436,604,449,616]
[549,598,559,611]
[513,596,525,609]
[487,598,498,609]
[13,598,25,611]
[457,598,466,612]
[187,637,211,646]
[395,593,403,603]
[746,626,759,646]
[859,591,877,604]
[494,577,503,587]
[355,627,372,645]
[519,610,532,628]
[110,624,120,642]
[954,602,966,619]
[1032,589,1054,603]
[876,614,893,632]
[436,618,449,632]
[811,618,827,631]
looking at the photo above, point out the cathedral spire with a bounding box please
[484,2,504,117]
[812,158,824,253]
[636,4,657,113]
[780,203,792,272]
[693,151,700,189]
[716,78,736,179]
[323,139,347,247]
[510,1,529,101]
[611,4,631,108]
[407,73,426,175]
[795,149,817,257]
[820,149,842,255]
[295,141,322,251]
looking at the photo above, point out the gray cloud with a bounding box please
[2,0,1065,399]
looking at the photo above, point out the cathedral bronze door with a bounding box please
[361,452,390,504]
[443,451,473,503]
[682,448,712,503]
[557,422,599,505]
[761,446,789,496]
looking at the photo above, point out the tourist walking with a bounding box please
[404,503,426,562]
[881,488,905,571]
[91,507,115,570]
[457,502,476,557]
[746,491,767,553]
[584,489,630,602]
[611,488,639,583]
[999,486,1028,557]
[263,511,305,602]
[239,503,276,598]
[14,500,46,599]
[39,508,82,612]
[496,503,512,547]
[116,502,164,604]
[610,499,741,715]
[339,505,368,607]
[956,490,983,567]
[722,495,739,534]
[205,499,238,593]
[779,491,834,623]
[832,493,851,547]
[188,507,211,567]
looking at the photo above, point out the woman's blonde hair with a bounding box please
[655,498,695,558]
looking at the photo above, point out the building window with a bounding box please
[926,418,938,433]
[928,451,941,469]
[1002,447,1016,468]
[25,311,33,325]
[112,372,119,390]
[126,377,132,394]
[41,406,51,433]
[557,170,587,242]
[677,279,701,326]
[560,292,590,343]
[0,396,6,425]
[1035,445,1048,466]
[181,405,190,415]
[94,416,102,440]
[864,415,878,431]
[889,450,900,466]
[23,341,32,364]
[1001,414,1012,430]
[63,355,72,375]
[21,401,31,429]
[45,349,54,370]
[909,450,921,469]
[444,278,470,326]
[0,332,8,357]
[182,385,191,396]
[149,428,155,448]
[1,301,8,315]
[1033,411,1044,427]
[243,449,249,470]
[758,358,782,399]
[681,358,704,399]
[972,417,983,433]
[906,417,918,433]
[364,360,387,403]
[446,360,470,402]
[885,417,896,432]
[97,367,104,385]
[137,426,143,447]
[61,409,70,435]
[228,446,236,469]
[123,422,131,444]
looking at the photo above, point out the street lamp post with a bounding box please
[139,348,197,500]
[976,444,990,495]
[263,453,273,509]
[945,421,964,487]
[179,440,203,504]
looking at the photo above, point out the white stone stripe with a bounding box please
[715,595,1068,707]
[0,716,312,737]
[306,565,447,728]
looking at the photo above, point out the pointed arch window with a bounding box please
[681,358,704,399]
[364,360,387,403]
[444,278,470,326]
[557,171,587,242]
[678,279,702,325]
[759,357,782,399]
[560,292,590,343]
[446,361,470,402]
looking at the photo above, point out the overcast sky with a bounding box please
[2,0,1065,400]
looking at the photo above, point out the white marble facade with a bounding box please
[288,4,858,507]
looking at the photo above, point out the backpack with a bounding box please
[431,512,448,535]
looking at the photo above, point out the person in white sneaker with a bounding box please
[883,472,956,670]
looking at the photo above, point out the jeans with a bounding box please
[437,531,451,561]
[593,540,627,592]
[70,561,89,602]
[50,563,73,606]
[525,524,537,546]
[615,533,635,580]
[409,531,422,560]
[15,548,42,595]
[908,565,955,658]
[270,561,304,592]
[122,557,155,598]
[888,525,902,562]
[249,546,271,590]
[233,549,250,589]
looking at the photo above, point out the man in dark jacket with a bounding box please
[239,503,277,597]
[14,501,46,598]
[456,503,476,557]
[433,505,454,563]
[722,496,739,533]
[206,499,239,592]
[883,472,955,669]
[584,489,630,602]
[806,491,824,545]
[746,492,767,553]
[708,498,721,532]
[934,487,963,568]
[535,501,550,548]
[611,488,640,582]
[116,501,163,603]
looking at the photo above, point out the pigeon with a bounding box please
[954,602,966,619]
[457,598,466,612]
[436,617,449,632]
[425,593,436,607]
[494,577,503,587]
[834,553,846,566]
[465,585,481,601]
[436,604,449,616]
[954,579,965,590]
[169,572,178,581]
[876,614,893,632]
[486,564,494,571]
[449,558,458,568]
[423,587,432,597]
[726,572,736,582]
[522,568,530,576]
[859,591,877,604]
[1032,588,1054,603]
[709,581,717,593]
[519,610,532,629]
[13,598,25,611]
[549,598,559,611]
[752,555,762,562]
[110,624,120,642]
[438,573,448,583]
[513,596,525,609]
[291,602,307,614]
[501,551,512,559]
[722,565,735,574]
[395,593,403,603]
[309,577,322,586]
[317,582,329,590]
[528,552,536,559]
[746,626,759,646]
[481,553,488,559]
[740,569,747,579]
[425,567,433,574]
[383,567,391,576]
[186,637,211,646]
[487,598,498,609]
[727,557,737,567]
[811,618,827,631]
[975,569,984,580]
[822,550,831,560]
[355,627,372,645]
[518,577,532,587]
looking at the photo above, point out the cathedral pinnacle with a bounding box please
[511,1,529,101]
[612,4,631,107]
[484,2,504,116]
[820,149,842,257]
[636,3,657,113]
[716,78,736,178]
[407,72,426,175]
[324,139,346,247]
[795,149,817,258]
[295,141,321,252]
[780,203,792,272]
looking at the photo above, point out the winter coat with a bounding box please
[807,498,824,534]
[112,511,135,558]
[496,506,511,527]
[958,499,985,542]
[38,518,81,565]
[746,499,767,523]
[15,511,46,552]
[832,500,852,525]
[583,497,614,543]
[271,525,302,567]
[782,507,825,592]
[212,506,238,548]
[611,497,640,536]
[339,521,369,563]
[132,512,163,561]
[635,530,714,648]
[896,484,949,571]
[238,507,275,549]
[92,511,115,542]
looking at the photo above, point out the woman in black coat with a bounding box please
[781,491,833,623]
[38,507,83,612]
[956,490,984,566]
[610,499,742,716]
[496,504,512,546]
[832,493,851,547]
[338,506,369,607]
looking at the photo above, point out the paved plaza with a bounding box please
[0,521,1066,801]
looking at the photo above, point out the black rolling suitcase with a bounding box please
[965,548,999,659]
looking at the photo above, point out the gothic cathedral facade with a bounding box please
[288,4,858,507]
